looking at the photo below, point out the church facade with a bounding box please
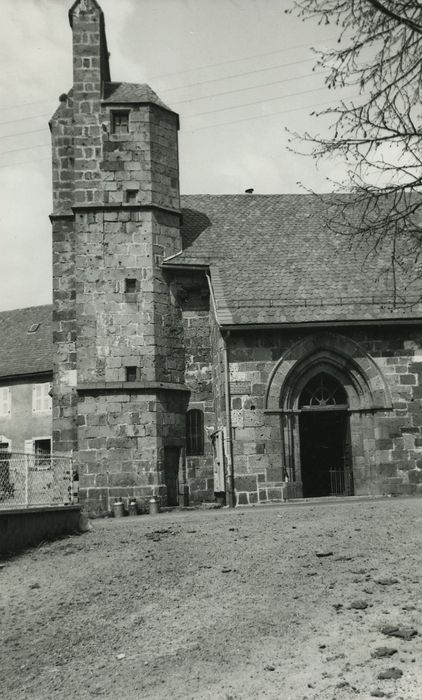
[47,0,422,514]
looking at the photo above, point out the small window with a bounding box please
[126,366,138,382]
[125,189,138,204]
[0,388,11,417]
[125,278,138,293]
[186,409,204,456]
[34,438,51,468]
[112,111,129,134]
[32,383,52,413]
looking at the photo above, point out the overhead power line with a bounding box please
[0,113,50,127]
[184,84,340,119]
[0,128,46,142]
[149,36,337,80]
[0,156,50,171]
[0,143,50,157]
[185,94,360,133]
[172,69,327,106]
[161,56,317,93]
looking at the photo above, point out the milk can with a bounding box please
[148,496,159,515]
[128,498,138,516]
[112,498,125,518]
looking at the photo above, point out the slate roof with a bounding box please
[164,194,422,325]
[0,306,53,380]
[102,82,174,113]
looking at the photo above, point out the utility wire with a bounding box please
[0,157,50,170]
[0,128,46,142]
[0,98,54,113]
[161,56,317,93]
[184,84,340,119]
[0,82,345,156]
[149,36,338,80]
[185,94,360,133]
[0,143,50,157]
[172,69,328,106]
[0,113,51,127]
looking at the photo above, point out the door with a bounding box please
[299,410,350,497]
[164,447,180,507]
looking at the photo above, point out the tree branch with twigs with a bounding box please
[287,0,422,305]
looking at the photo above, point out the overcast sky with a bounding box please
[0,0,353,312]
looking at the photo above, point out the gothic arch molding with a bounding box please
[265,332,392,412]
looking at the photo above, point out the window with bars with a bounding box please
[299,373,348,409]
[32,383,52,413]
[111,111,129,134]
[0,388,11,417]
[186,409,204,456]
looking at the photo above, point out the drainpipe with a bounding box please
[222,330,235,507]
[206,273,235,508]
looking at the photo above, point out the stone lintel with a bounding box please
[77,381,190,393]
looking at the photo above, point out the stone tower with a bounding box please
[50,0,189,514]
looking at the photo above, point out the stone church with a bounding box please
[38,0,422,513]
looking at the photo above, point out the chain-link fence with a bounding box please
[0,452,75,509]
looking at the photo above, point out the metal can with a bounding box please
[112,498,125,518]
[128,499,138,516]
[148,496,159,515]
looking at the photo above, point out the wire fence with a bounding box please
[0,452,76,509]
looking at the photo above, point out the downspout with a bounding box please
[206,273,235,508]
[222,330,235,507]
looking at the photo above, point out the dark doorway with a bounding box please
[164,447,180,506]
[299,410,352,497]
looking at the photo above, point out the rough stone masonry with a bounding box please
[50,0,422,515]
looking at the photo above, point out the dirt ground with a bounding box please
[0,497,421,700]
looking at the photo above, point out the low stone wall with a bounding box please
[0,505,81,557]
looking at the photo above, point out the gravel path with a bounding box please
[1,498,421,700]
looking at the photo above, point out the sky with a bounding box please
[0,0,355,312]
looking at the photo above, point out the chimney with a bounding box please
[69,0,110,98]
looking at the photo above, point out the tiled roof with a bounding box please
[167,194,422,325]
[0,306,53,379]
[102,82,174,113]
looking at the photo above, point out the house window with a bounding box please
[186,409,204,456]
[125,189,138,204]
[0,388,11,417]
[34,438,51,468]
[125,278,138,294]
[32,383,52,413]
[125,366,138,382]
[112,111,129,134]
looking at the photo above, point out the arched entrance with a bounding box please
[298,372,352,497]
[264,332,393,498]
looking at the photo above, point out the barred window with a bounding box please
[112,111,129,134]
[186,409,204,456]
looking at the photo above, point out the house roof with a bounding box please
[102,82,175,114]
[0,306,53,380]
[165,194,422,325]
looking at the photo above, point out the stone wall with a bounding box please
[180,277,215,502]
[51,0,187,515]
[227,325,422,504]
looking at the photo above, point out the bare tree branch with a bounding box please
[288,0,422,304]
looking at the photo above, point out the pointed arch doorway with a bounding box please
[298,373,353,497]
